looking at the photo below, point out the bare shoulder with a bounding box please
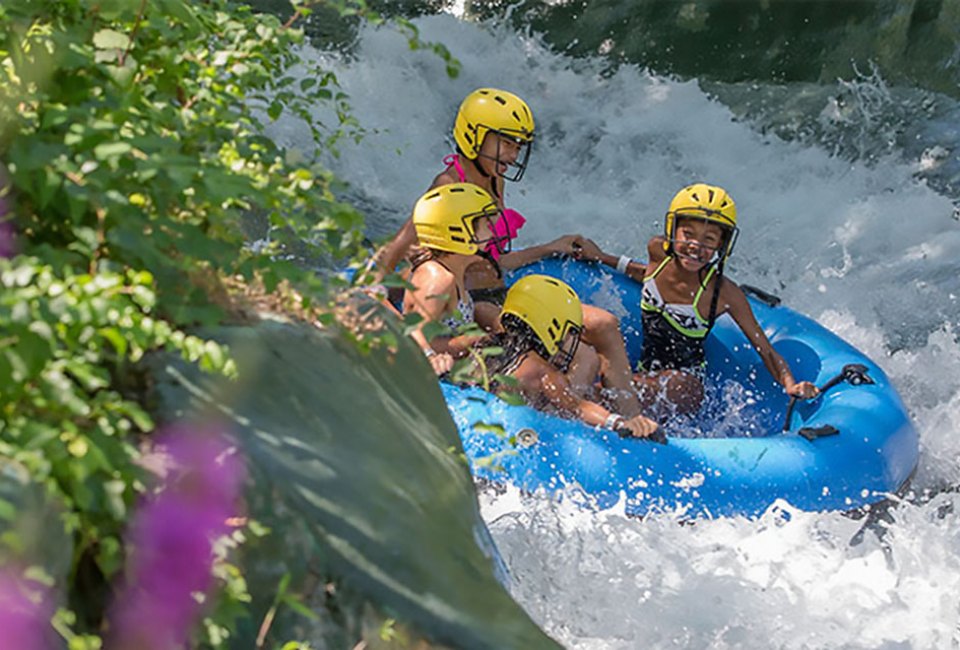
[511,354,554,389]
[719,276,750,315]
[644,237,668,273]
[410,260,455,293]
[647,237,667,261]
[429,168,458,189]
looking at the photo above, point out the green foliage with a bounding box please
[1,0,369,316]
[0,0,377,642]
[0,257,236,590]
[0,0,463,644]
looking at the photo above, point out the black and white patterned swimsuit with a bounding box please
[639,257,717,376]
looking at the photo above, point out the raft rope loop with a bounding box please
[782,363,875,434]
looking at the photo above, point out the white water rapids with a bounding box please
[271,14,960,649]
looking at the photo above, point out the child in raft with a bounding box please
[574,183,819,416]
[372,87,641,417]
[481,274,659,438]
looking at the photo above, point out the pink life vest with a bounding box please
[443,154,526,261]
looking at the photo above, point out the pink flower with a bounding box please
[0,569,54,650]
[0,220,14,259]
[107,423,246,650]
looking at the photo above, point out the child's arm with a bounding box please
[513,359,660,437]
[724,282,819,399]
[403,266,485,359]
[568,238,651,282]
[402,266,458,375]
[369,219,417,281]
[497,234,584,270]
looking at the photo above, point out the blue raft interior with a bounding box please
[445,258,919,518]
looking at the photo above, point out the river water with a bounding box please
[267,5,960,648]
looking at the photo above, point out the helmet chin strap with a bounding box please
[476,249,503,279]
[469,128,507,200]
[470,151,503,201]
[703,254,727,332]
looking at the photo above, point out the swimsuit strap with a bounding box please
[442,153,467,182]
[691,265,718,316]
[444,152,501,200]
[640,255,719,324]
[643,256,672,281]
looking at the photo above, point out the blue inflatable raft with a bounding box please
[445,258,919,518]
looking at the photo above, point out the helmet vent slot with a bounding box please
[494,95,507,105]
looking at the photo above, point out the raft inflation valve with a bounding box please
[516,428,538,447]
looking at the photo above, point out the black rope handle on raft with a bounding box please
[782,363,875,434]
[615,422,668,445]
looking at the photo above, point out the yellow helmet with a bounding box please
[663,183,739,259]
[501,274,582,370]
[453,88,535,181]
[412,183,509,256]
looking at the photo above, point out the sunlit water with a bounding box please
[270,14,960,649]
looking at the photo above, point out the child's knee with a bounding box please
[663,372,704,413]
[567,344,601,389]
[582,305,621,340]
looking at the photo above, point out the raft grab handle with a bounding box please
[741,284,782,307]
[782,363,875,435]
[616,423,668,445]
[797,425,839,441]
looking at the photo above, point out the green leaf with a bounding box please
[472,421,507,437]
[275,572,291,599]
[96,0,141,20]
[92,29,131,51]
[95,534,123,577]
[150,0,201,28]
[283,596,320,621]
[0,497,16,522]
[3,348,28,383]
[64,359,109,391]
[93,141,132,160]
[495,390,526,407]
[16,330,53,377]
[267,101,283,120]
[200,340,227,373]
[98,327,128,357]
[118,401,153,432]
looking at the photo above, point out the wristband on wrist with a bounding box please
[604,413,625,430]
[615,255,632,274]
[423,347,437,358]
